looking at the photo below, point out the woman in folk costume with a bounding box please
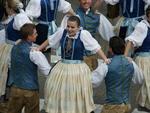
[94,0,150,39]
[60,0,114,71]
[124,5,150,112]
[76,0,114,71]
[0,0,22,100]
[37,16,109,113]
[5,0,27,45]
[0,0,22,44]
[0,0,32,102]
[25,0,75,45]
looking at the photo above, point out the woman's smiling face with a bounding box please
[66,20,80,37]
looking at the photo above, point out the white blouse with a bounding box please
[92,59,144,88]
[26,0,71,18]
[98,13,115,41]
[48,27,101,53]
[61,13,114,42]
[125,19,149,47]
[13,13,32,31]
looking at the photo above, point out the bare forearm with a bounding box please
[97,48,107,61]
[38,40,49,51]
[66,8,75,16]
[124,41,134,56]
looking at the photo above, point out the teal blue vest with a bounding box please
[76,7,100,37]
[105,55,134,104]
[9,41,38,90]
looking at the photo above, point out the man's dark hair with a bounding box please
[109,36,125,55]
[146,5,150,17]
[20,23,36,40]
[68,16,80,27]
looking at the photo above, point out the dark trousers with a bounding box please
[7,86,39,113]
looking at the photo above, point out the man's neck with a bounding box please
[79,6,91,14]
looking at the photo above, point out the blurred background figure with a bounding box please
[94,0,150,39]
[125,5,150,112]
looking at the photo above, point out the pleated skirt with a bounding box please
[0,43,13,96]
[44,61,95,113]
[134,55,150,109]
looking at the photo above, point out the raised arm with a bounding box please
[65,7,75,16]
[38,39,49,51]
[58,0,75,16]
[124,41,134,57]
[97,48,110,64]
[124,21,148,56]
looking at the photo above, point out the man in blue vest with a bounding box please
[7,23,51,113]
[92,36,144,113]
[76,0,114,71]
[94,0,150,39]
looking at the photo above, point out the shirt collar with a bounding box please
[66,28,82,39]
[79,6,91,15]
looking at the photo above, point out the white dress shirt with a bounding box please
[30,50,51,75]
[92,59,144,88]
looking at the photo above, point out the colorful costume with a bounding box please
[76,7,114,70]
[7,41,50,113]
[126,19,150,110]
[105,0,150,38]
[92,56,143,113]
[44,28,101,113]
[26,0,71,44]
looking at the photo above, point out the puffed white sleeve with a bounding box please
[13,13,32,31]
[58,0,71,13]
[92,59,108,88]
[25,0,41,18]
[125,21,148,47]
[98,14,115,41]
[30,50,51,76]
[104,0,119,5]
[47,27,64,49]
[80,30,101,53]
[132,61,144,84]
